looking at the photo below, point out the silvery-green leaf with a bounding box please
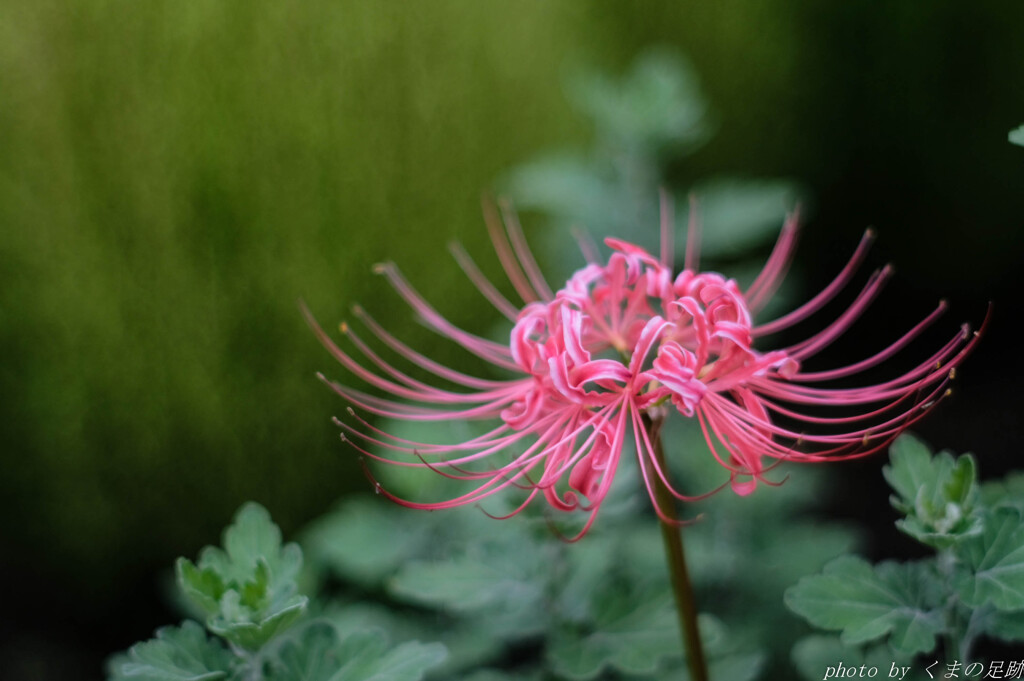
[955,508,1024,611]
[784,556,943,656]
[108,621,232,681]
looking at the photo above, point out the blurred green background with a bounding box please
[1,1,1022,678]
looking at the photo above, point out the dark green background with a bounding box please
[1,1,1022,678]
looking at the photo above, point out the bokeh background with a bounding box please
[1,1,1022,678]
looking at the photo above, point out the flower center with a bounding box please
[504,241,776,425]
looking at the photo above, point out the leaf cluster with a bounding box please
[785,434,1024,680]
[499,47,804,300]
[108,503,445,681]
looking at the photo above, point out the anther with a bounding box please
[948,367,957,379]
[339,321,349,334]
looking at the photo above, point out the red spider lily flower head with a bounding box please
[307,197,985,539]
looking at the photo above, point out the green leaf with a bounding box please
[569,48,711,154]
[784,556,944,656]
[955,508,1024,610]
[207,590,308,650]
[501,155,625,232]
[176,560,226,616]
[982,608,1024,642]
[199,503,303,587]
[980,472,1024,513]
[322,601,499,678]
[1010,124,1024,147]
[108,621,232,681]
[684,178,803,260]
[176,503,308,649]
[704,653,766,681]
[391,559,523,611]
[389,553,545,638]
[302,498,429,586]
[791,636,917,681]
[460,672,543,681]
[547,585,684,679]
[266,624,446,681]
[883,434,982,547]
[387,521,549,638]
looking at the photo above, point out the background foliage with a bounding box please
[1,1,1022,678]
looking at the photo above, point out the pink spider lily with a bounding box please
[308,199,985,539]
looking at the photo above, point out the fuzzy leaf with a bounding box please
[569,48,710,154]
[176,503,307,649]
[1010,125,1024,147]
[197,503,302,586]
[302,498,427,586]
[207,590,307,650]
[323,600,499,678]
[703,653,766,681]
[983,609,1024,642]
[108,621,232,681]
[955,508,1024,610]
[547,585,683,679]
[266,624,446,681]
[980,472,1024,513]
[460,672,543,681]
[389,552,545,638]
[684,178,802,259]
[388,522,548,638]
[501,155,625,231]
[791,636,919,681]
[391,560,521,611]
[176,561,225,616]
[784,556,943,656]
[883,435,982,547]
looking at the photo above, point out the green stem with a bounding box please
[643,414,709,681]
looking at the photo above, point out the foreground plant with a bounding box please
[309,195,983,681]
[786,435,1024,680]
[106,503,445,681]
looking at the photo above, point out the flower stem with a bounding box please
[642,414,709,681]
